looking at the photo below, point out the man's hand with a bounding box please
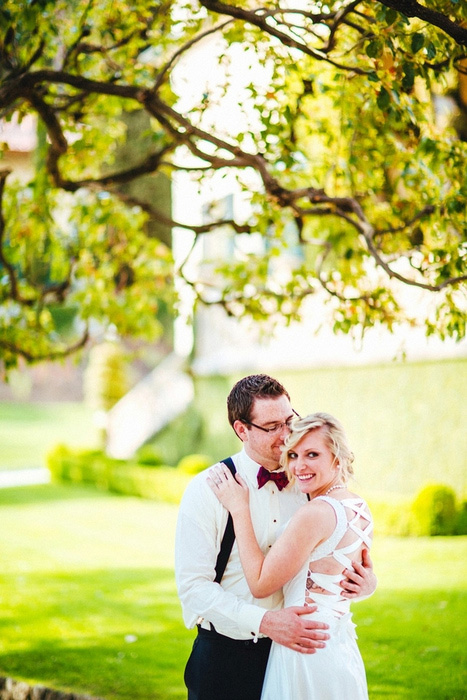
[341,548,377,599]
[259,606,329,654]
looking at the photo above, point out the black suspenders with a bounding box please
[214,459,302,581]
[214,457,237,584]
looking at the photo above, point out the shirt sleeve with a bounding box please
[174,469,267,639]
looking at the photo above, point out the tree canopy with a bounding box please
[0,0,466,371]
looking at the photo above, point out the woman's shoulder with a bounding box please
[292,497,339,532]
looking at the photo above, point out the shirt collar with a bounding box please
[237,447,288,485]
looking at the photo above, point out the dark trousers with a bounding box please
[184,626,272,700]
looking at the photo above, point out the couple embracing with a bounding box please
[175,374,375,699]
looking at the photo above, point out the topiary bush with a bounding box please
[454,501,467,535]
[47,444,124,490]
[410,484,458,536]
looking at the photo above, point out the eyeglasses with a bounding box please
[242,409,301,434]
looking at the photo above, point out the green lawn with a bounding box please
[0,402,98,470]
[0,483,465,699]
[0,483,186,699]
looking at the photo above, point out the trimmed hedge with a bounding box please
[47,445,193,504]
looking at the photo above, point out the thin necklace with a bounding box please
[324,484,345,496]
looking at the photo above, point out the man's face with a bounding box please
[234,395,295,471]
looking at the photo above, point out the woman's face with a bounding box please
[286,427,339,496]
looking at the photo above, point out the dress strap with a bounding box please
[304,496,373,614]
[342,499,373,549]
[309,496,348,561]
[309,496,373,566]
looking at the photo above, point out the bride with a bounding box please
[208,412,373,700]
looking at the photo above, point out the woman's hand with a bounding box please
[207,465,249,515]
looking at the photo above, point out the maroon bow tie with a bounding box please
[257,466,289,491]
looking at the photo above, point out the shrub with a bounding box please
[411,484,458,536]
[454,501,467,535]
[135,446,165,467]
[47,444,72,480]
[47,445,121,490]
[46,444,195,504]
[177,453,211,474]
[148,466,194,503]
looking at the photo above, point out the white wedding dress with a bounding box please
[261,495,373,700]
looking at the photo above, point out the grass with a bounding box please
[0,483,188,699]
[0,402,98,470]
[0,483,466,699]
[358,536,467,699]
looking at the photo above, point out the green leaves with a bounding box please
[1,0,466,373]
[401,62,415,92]
[377,86,391,109]
[411,32,425,54]
[366,39,383,58]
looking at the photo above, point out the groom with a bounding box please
[175,374,376,700]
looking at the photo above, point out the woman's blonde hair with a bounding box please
[280,412,355,483]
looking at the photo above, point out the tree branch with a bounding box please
[361,225,467,291]
[379,0,467,46]
[0,69,143,111]
[0,170,35,306]
[116,190,251,235]
[0,328,90,363]
[374,204,435,236]
[153,18,234,91]
[199,0,371,74]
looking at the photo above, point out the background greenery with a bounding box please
[2,357,465,499]
[153,358,467,499]
[1,354,466,698]
[2,1,466,369]
[0,483,465,700]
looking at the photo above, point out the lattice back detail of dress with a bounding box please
[304,496,373,615]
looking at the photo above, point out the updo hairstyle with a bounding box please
[280,412,355,484]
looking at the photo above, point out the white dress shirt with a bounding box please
[175,448,307,640]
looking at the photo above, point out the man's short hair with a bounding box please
[227,374,290,427]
